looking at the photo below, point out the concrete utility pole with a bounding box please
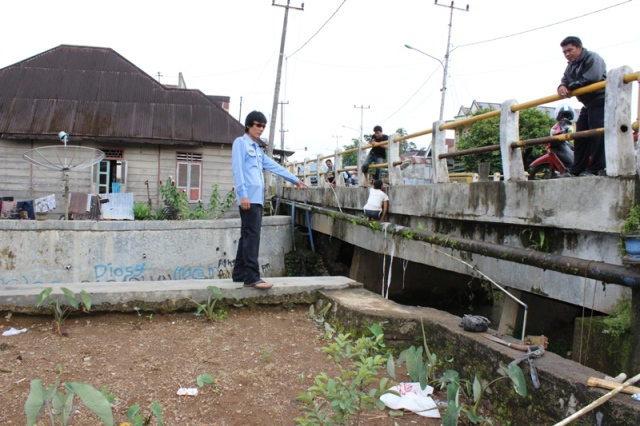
[267,0,304,160]
[279,100,289,155]
[354,105,370,185]
[434,0,469,121]
[332,135,342,153]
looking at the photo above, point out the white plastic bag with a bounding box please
[380,382,440,418]
[2,327,28,336]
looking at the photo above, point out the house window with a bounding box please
[92,150,127,194]
[176,153,202,202]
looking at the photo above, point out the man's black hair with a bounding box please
[373,179,383,189]
[373,125,383,132]
[560,36,582,48]
[245,111,267,132]
[325,159,332,164]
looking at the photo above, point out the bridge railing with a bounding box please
[285,66,639,186]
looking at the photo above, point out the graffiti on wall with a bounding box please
[1,258,273,284]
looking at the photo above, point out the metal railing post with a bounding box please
[605,66,635,177]
[500,99,526,181]
[388,133,402,186]
[433,120,450,183]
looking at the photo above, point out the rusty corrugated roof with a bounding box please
[0,45,244,145]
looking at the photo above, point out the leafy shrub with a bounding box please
[158,176,189,220]
[133,202,152,220]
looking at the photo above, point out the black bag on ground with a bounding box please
[459,315,490,332]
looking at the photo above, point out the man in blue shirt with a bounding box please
[231,111,306,289]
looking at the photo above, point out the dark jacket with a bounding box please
[560,48,606,105]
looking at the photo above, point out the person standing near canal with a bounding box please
[362,125,388,186]
[557,36,607,177]
[231,110,307,290]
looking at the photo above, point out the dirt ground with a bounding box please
[0,304,457,426]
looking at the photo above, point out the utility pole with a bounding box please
[279,100,289,158]
[332,135,342,152]
[156,72,163,83]
[354,105,370,185]
[239,96,243,123]
[434,1,469,121]
[267,0,304,160]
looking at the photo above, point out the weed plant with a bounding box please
[25,380,114,426]
[296,323,398,425]
[36,287,92,336]
[190,285,229,322]
[397,320,527,425]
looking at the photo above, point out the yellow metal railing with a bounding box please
[287,70,638,184]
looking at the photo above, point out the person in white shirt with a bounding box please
[363,179,389,222]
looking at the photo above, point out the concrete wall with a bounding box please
[0,216,291,285]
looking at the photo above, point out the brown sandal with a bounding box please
[245,280,273,290]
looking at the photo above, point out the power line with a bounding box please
[377,66,440,124]
[455,0,632,50]
[287,0,347,58]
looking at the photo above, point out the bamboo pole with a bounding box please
[552,372,640,426]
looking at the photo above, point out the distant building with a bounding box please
[0,45,244,211]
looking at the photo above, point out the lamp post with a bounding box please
[405,44,446,122]
[406,1,468,122]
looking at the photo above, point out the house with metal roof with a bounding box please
[0,44,244,215]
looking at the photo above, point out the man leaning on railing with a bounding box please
[557,36,607,177]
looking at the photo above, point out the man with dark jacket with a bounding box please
[557,36,607,176]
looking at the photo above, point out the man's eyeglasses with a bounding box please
[253,122,267,129]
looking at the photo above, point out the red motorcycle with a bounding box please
[528,105,575,180]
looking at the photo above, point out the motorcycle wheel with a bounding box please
[528,164,560,180]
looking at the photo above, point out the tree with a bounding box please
[456,108,555,173]
[341,138,360,167]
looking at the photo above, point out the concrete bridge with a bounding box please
[278,65,640,370]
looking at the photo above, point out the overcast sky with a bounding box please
[2,0,638,162]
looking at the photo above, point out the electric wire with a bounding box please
[287,0,348,59]
[377,66,440,124]
[455,0,632,50]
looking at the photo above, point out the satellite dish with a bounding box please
[22,132,106,219]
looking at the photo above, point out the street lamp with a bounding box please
[405,44,447,122]
[406,1,468,122]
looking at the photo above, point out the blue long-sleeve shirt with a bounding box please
[231,133,299,206]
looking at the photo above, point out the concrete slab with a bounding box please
[0,276,361,313]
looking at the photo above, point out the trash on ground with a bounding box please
[380,382,440,418]
[2,327,28,336]
[177,387,198,396]
[459,315,490,332]
[632,393,640,402]
[524,335,549,349]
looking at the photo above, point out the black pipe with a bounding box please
[276,197,640,288]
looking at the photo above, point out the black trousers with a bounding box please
[232,204,263,285]
[569,99,605,175]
